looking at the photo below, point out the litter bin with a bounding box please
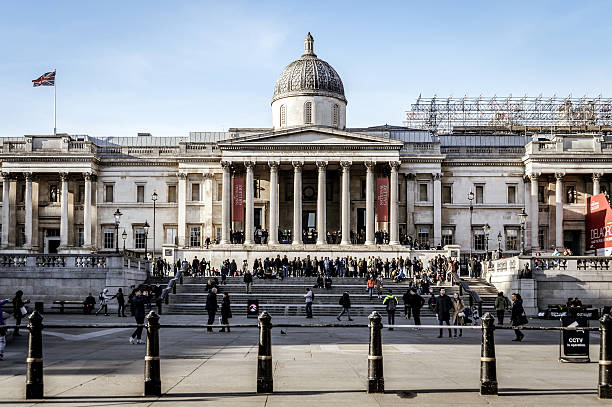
[35,301,44,314]
[247,299,259,318]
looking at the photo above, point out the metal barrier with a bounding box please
[9,311,612,400]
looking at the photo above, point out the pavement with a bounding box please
[0,312,608,406]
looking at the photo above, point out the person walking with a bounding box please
[244,270,253,294]
[511,293,527,342]
[436,288,453,338]
[206,287,218,333]
[409,289,425,327]
[95,288,112,316]
[128,285,136,317]
[129,289,148,344]
[382,289,399,330]
[0,298,9,360]
[304,288,313,318]
[402,289,412,319]
[451,293,465,338]
[219,292,232,332]
[376,275,383,299]
[115,288,127,317]
[367,276,375,300]
[337,291,353,321]
[11,290,29,336]
[495,292,510,325]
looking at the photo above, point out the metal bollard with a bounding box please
[144,311,162,396]
[480,312,498,396]
[25,311,44,399]
[599,314,612,399]
[367,311,384,393]
[257,311,273,393]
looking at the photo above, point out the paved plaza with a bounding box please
[0,313,607,406]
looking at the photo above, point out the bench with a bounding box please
[52,300,85,314]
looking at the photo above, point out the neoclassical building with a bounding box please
[1,33,611,261]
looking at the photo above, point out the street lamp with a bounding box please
[482,223,490,260]
[122,230,127,253]
[497,231,502,257]
[143,220,150,260]
[113,209,122,254]
[518,209,528,255]
[151,191,157,258]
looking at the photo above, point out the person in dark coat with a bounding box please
[435,288,453,338]
[130,289,148,344]
[511,293,526,341]
[336,291,353,321]
[12,290,29,336]
[219,292,232,332]
[402,290,412,319]
[409,289,425,326]
[205,287,218,333]
[83,293,96,314]
[115,288,126,317]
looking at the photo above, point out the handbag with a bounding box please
[20,306,27,316]
[458,312,465,318]
[519,313,529,325]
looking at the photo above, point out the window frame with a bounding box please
[418,183,428,202]
[136,184,145,203]
[189,226,202,247]
[103,227,115,249]
[304,101,312,124]
[507,184,517,204]
[475,184,484,204]
[167,184,177,203]
[280,104,286,127]
[191,183,200,202]
[104,183,114,203]
[442,184,452,204]
[134,227,146,249]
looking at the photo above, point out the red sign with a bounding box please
[376,177,389,222]
[585,193,612,253]
[233,177,244,222]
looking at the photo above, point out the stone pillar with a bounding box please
[292,161,303,245]
[365,161,376,245]
[406,173,416,237]
[177,172,187,247]
[221,161,232,245]
[83,173,92,248]
[530,173,539,251]
[340,161,352,245]
[389,161,401,245]
[523,176,531,250]
[268,162,279,245]
[316,161,327,245]
[244,161,255,245]
[24,173,33,249]
[1,173,9,248]
[555,173,564,250]
[60,172,69,248]
[433,173,442,247]
[594,172,602,195]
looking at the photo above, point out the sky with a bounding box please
[1,1,611,138]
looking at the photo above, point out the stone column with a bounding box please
[268,162,279,245]
[177,172,187,247]
[555,173,564,250]
[60,172,69,248]
[530,173,540,251]
[389,161,401,245]
[244,161,255,245]
[365,161,376,245]
[83,173,92,248]
[523,176,531,250]
[292,161,303,245]
[24,173,33,249]
[1,173,9,248]
[433,173,442,247]
[316,161,327,245]
[340,161,352,245]
[220,161,232,245]
[594,172,602,195]
[406,173,416,237]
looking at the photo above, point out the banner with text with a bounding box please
[585,193,612,254]
[376,177,389,222]
[233,176,245,222]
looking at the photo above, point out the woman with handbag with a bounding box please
[511,293,527,342]
[12,290,29,336]
[451,293,465,338]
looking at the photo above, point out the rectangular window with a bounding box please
[418,183,428,202]
[473,229,485,251]
[538,185,546,204]
[78,227,84,247]
[168,185,177,203]
[134,227,146,249]
[77,185,85,204]
[191,183,200,201]
[103,227,115,249]
[417,226,430,245]
[217,182,223,201]
[505,228,519,251]
[442,185,452,204]
[565,185,576,204]
[475,185,484,204]
[190,226,201,247]
[137,185,145,203]
[49,184,58,202]
[104,184,114,203]
[538,227,548,250]
[442,228,454,246]
[507,185,516,204]
[165,227,177,245]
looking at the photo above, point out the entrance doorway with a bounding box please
[45,228,61,253]
[303,210,316,243]
[564,230,581,255]
[357,208,366,243]
[254,208,262,230]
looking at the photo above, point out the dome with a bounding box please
[272,33,346,104]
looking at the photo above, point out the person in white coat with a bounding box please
[95,288,112,316]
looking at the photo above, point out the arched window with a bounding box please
[304,101,312,124]
[280,105,286,127]
[333,104,339,127]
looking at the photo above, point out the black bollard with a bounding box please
[25,311,44,399]
[367,311,384,393]
[480,312,498,396]
[144,311,162,396]
[257,311,273,393]
[599,314,612,399]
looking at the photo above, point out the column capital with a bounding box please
[177,172,188,180]
[364,161,377,170]
[268,161,280,170]
[0,172,10,181]
[292,161,304,171]
[389,161,401,171]
[433,173,442,181]
[340,161,352,171]
[316,161,328,170]
[203,173,214,179]
[83,172,94,181]
[555,172,565,180]
[405,172,416,180]
[528,172,540,182]
[24,172,33,181]
[593,172,603,181]
[59,172,69,181]
[220,161,232,170]
[244,161,255,170]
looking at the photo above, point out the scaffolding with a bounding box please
[405,95,612,134]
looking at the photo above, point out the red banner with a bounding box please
[585,193,612,253]
[376,177,389,222]
[233,177,244,222]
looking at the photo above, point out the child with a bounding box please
[471,306,480,326]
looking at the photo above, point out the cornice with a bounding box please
[220,144,402,151]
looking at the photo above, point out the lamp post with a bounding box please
[143,220,150,260]
[122,230,127,254]
[113,209,122,254]
[151,191,157,259]
[497,231,502,258]
[483,223,490,260]
[519,209,528,255]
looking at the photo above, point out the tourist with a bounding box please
[128,285,136,316]
[115,288,126,317]
[452,293,465,338]
[95,288,112,316]
[219,292,232,332]
[382,289,399,330]
[316,274,324,288]
[511,293,527,342]
[402,289,412,319]
[0,298,9,360]
[409,289,424,326]
[436,288,453,338]
[495,292,510,325]
[244,269,253,294]
[130,289,148,344]
[325,275,333,290]
[367,276,375,300]
[206,287,218,333]
[11,290,28,336]
[376,275,383,299]
[304,288,313,318]
[336,291,353,321]
[83,293,96,314]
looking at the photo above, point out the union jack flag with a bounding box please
[32,71,55,87]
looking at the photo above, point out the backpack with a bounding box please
[99,292,103,301]
[388,297,397,311]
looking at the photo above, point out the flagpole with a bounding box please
[53,70,56,135]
